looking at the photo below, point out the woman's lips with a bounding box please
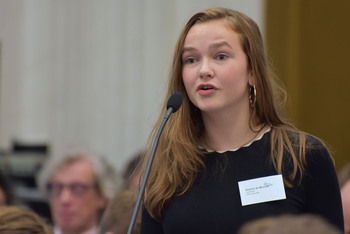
[197,84,216,96]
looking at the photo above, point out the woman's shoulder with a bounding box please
[284,130,335,175]
[272,127,331,158]
[302,133,333,164]
[304,133,329,151]
[281,128,328,149]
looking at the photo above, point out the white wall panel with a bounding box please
[0,0,265,171]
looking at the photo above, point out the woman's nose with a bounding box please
[199,58,214,79]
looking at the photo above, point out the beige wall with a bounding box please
[265,0,350,170]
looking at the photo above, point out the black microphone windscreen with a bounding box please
[167,92,183,112]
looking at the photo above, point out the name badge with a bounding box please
[238,174,286,206]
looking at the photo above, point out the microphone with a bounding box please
[127,92,183,234]
[165,91,183,118]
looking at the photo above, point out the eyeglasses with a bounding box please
[46,182,97,198]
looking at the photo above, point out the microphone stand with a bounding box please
[127,107,175,234]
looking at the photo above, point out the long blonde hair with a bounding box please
[143,7,310,221]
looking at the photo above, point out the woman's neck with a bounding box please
[201,108,262,152]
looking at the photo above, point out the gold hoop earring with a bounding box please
[249,85,256,108]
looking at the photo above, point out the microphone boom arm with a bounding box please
[127,107,175,234]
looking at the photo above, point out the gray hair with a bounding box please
[37,147,121,200]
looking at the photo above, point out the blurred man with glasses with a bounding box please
[37,147,121,234]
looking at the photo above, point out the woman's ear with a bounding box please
[248,72,255,86]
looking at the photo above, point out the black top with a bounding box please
[141,132,344,233]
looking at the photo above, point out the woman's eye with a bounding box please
[184,57,197,64]
[217,54,228,60]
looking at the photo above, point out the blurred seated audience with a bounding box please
[237,214,342,234]
[37,147,121,234]
[338,163,350,234]
[99,189,141,234]
[122,150,144,190]
[0,205,53,234]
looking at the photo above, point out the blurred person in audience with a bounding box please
[0,205,54,234]
[237,214,342,234]
[99,189,141,234]
[0,171,13,206]
[338,163,350,233]
[122,150,145,190]
[37,147,121,234]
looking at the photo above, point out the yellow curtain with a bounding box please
[265,0,350,170]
